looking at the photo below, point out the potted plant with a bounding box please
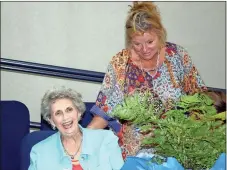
[112,92,226,170]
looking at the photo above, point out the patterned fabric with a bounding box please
[90,42,207,159]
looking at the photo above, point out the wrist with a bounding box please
[86,125,93,129]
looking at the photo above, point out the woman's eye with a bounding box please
[67,107,73,112]
[55,111,61,116]
[133,42,140,46]
[148,41,153,44]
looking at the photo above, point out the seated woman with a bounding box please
[28,86,124,170]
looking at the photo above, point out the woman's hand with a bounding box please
[87,115,108,129]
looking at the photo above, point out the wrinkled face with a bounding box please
[131,31,160,61]
[50,98,81,137]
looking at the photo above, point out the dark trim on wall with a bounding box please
[1,58,105,83]
[30,121,41,129]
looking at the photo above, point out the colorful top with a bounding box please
[90,42,207,158]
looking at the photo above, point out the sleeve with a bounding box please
[28,148,37,170]
[105,131,124,170]
[180,47,208,95]
[90,58,125,133]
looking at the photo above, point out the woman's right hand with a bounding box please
[87,115,108,129]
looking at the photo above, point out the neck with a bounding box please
[61,129,82,144]
[140,51,160,71]
[61,130,83,159]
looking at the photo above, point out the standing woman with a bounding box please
[87,1,207,159]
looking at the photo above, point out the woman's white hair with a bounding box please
[41,86,86,123]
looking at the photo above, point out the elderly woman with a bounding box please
[87,2,207,159]
[28,87,124,170]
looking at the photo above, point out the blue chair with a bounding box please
[20,130,56,170]
[41,102,95,130]
[0,101,30,170]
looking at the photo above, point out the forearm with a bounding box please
[87,115,108,129]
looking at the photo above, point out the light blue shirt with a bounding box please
[28,127,124,170]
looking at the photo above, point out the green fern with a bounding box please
[112,92,226,169]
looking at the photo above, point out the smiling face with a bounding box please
[131,31,160,61]
[49,98,81,137]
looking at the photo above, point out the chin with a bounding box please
[62,130,77,137]
[60,127,78,137]
[141,55,154,61]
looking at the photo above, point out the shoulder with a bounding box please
[31,132,59,153]
[105,49,130,74]
[83,128,118,144]
[166,42,187,53]
[113,49,130,58]
[165,42,190,62]
[165,42,186,51]
[110,49,130,65]
[83,128,117,139]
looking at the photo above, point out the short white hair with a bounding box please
[41,86,86,122]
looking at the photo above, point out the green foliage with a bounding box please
[176,93,217,118]
[112,91,163,126]
[112,92,226,169]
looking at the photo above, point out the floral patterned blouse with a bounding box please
[90,42,207,158]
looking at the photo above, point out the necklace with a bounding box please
[62,136,82,159]
[140,51,160,72]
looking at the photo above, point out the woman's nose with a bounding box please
[142,44,148,52]
[62,112,69,120]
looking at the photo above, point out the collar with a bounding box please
[57,125,95,159]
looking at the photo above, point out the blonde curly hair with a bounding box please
[125,2,167,48]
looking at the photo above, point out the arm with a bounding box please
[87,53,128,133]
[28,148,37,170]
[179,47,225,113]
[87,115,108,129]
[180,47,207,94]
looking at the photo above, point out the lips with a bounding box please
[143,52,151,56]
[62,121,73,129]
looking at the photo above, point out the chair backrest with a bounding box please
[20,130,56,170]
[41,102,95,130]
[0,101,30,170]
